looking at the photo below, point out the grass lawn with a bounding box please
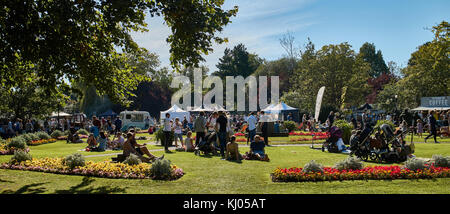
[1,136,450,194]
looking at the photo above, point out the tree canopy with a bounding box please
[0,0,238,106]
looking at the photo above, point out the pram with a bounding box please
[349,125,375,161]
[194,132,220,156]
[350,123,414,163]
[322,126,343,153]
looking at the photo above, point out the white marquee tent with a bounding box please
[160,105,191,123]
[262,102,297,113]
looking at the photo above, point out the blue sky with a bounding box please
[131,0,449,72]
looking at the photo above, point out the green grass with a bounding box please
[1,140,450,194]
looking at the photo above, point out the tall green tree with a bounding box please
[377,21,449,110]
[214,43,263,78]
[0,0,238,105]
[358,42,389,78]
[283,41,371,115]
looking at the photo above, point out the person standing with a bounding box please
[114,116,122,134]
[259,111,269,146]
[163,113,172,152]
[193,111,207,147]
[328,111,335,127]
[172,117,184,148]
[424,110,439,143]
[247,112,257,142]
[216,111,228,159]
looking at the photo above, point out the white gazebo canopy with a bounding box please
[262,102,297,113]
[160,105,191,123]
[204,103,226,112]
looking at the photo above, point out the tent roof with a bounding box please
[269,102,297,111]
[99,109,117,116]
[411,106,450,111]
[204,104,226,112]
[162,104,188,113]
[357,103,373,111]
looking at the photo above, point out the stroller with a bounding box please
[350,123,414,163]
[322,126,343,153]
[349,125,375,161]
[194,132,220,156]
[369,124,414,163]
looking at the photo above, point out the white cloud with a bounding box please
[131,0,317,72]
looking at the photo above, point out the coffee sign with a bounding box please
[421,96,450,107]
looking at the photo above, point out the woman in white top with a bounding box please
[172,117,184,148]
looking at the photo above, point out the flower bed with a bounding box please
[271,165,450,182]
[289,136,328,142]
[0,157,184,180]
[289,131,329,137]
[0,144,30,155]
[28,138,57,146]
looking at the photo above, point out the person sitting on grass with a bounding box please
[184,131,194,152]
[226,135,243,162]
[244,135,269,161]
[86,133,97,149]
[122,132,163,163]
[90,131,108,152]
[109,132,125,150]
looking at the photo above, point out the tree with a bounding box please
[358,42,389,78]
[376,21,449,111]
[283,41,371,115]
[214,44,263,78]
[253,57,296,95]
[1,74,68,119]
[0,0,238,105]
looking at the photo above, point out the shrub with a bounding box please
[123,154,142,166]
[21,134,33,144]
[302,160,324,173]
[30,133,40,141]
[36,131,51,140]
[51,130,64,138]
[63,153,86,169]
[77,129,89,135]
[334,120,352,144]
[7,137,27,149]
[432,155,450,168]
[334,156,364,170]
[150,159,173,180]
[404,158,428,171]
[0,138,6,145]
[282,121,297,132]
[9,150,32,164]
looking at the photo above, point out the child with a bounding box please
[172,117,184,148]
[416,119,423,138]
[184,131,194,152]
[226,135,243,161]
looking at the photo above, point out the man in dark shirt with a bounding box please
[424,110,439,143]
[114,116,122,133]
[215,111,228,159]
[249,135,269,161]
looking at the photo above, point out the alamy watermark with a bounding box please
[171,68,279,111]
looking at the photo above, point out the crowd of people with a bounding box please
[2,107,448,164]
[160,110,272,162]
